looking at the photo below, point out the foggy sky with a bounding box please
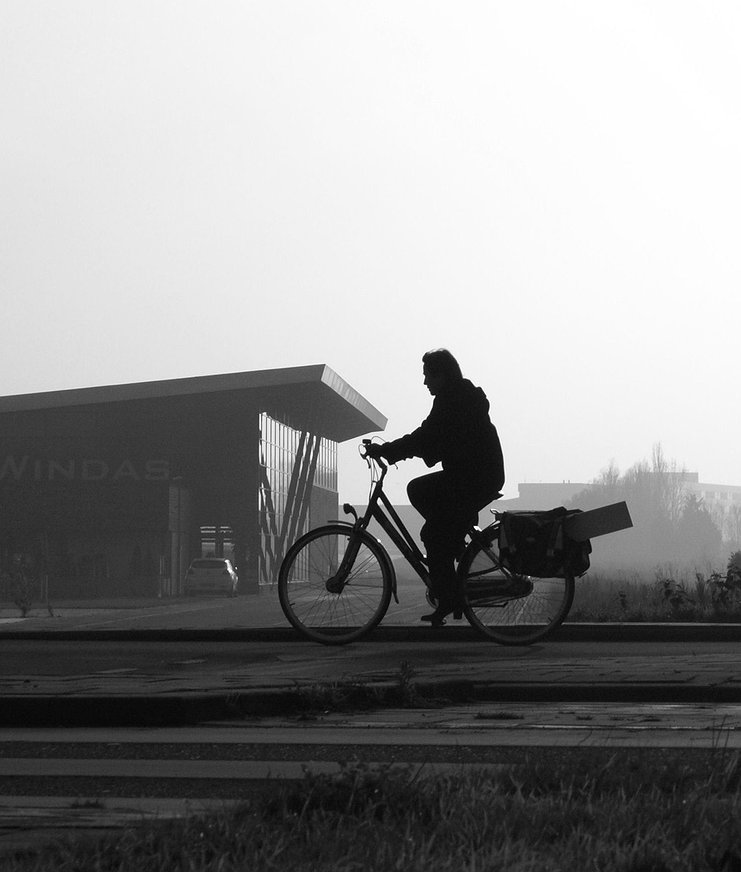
[2,1,740,505]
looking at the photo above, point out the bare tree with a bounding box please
[568,443,720,568]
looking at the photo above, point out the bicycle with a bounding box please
[277,440,575,646]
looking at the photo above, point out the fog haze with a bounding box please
[2,1,740,505]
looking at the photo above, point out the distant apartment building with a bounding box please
[503,482,590,510]
[693,481,741,515]
[691,479,741,543]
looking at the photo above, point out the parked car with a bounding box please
[184,557,238,597]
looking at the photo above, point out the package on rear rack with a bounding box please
[497,507,591,578]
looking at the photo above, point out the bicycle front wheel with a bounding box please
[459,540,574,645]
[278,524,392,645]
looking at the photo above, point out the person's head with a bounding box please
[422,348,463,396]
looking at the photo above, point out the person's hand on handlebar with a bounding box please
[363,442,386,461]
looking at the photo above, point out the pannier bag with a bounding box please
[497,507,591,578]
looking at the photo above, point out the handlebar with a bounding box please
[360,438,387,472]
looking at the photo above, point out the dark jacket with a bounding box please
[381,379,505,489]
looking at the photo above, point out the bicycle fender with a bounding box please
[375,542,399,604]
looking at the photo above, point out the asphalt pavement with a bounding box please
[3,593,741,725]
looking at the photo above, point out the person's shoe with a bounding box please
[420,604,452,627]
[421,597,463,627]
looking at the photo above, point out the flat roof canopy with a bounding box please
[0,365,387,443]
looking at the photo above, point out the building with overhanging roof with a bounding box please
[0,365,386,599]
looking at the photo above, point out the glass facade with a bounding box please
[258,412,337,584]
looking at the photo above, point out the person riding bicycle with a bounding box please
[365,348,505,625]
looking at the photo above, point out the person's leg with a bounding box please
[407,473,466,621]
[406,472,444,522]
[409,474,505,624]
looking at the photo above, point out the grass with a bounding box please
[5,751,741,871]
[569,566,741,623]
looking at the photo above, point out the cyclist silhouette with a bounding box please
[366,349,505,624]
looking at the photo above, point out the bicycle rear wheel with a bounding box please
[278,524,392,645]
[459,539,574,645]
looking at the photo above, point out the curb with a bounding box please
[4,623,741,643]
[3,679,741,728]
[0,691,300,728]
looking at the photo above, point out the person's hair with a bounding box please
[422,348,463,382]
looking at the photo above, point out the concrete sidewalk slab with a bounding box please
[2,626,741,725]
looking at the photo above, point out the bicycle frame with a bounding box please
[365,460,430,584]
[339,446,512,593]
[329,450,432,600]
